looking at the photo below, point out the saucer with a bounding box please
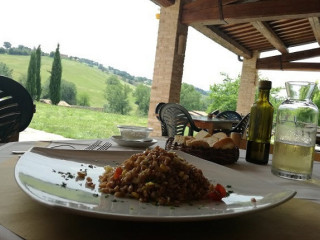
[111,136,157,148]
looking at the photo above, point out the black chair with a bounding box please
[211,109,220,115]
[155,102,168,136]
[216,110,242,121]
[228,113,250,136]
[0,75,35,142]
[159,103,203,137]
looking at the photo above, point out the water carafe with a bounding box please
[272,81,318,180]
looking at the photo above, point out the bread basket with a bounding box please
[165,137,239,165]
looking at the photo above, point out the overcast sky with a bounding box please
[1,0,319,90]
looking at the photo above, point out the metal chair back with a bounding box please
[0,75,35,142]
[159,103,202,137]
[155,102,168,136]
[216,110,242,121]
[228,113,250,136]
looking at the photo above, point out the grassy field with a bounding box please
[0,54,138,111]
[30,102,148,139]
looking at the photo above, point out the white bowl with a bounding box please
[117,125,153,141]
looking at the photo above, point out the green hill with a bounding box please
[0,54,118,108]
[0,53,208,113]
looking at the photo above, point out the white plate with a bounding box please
[111,135,157,148]
[15,147,296,222]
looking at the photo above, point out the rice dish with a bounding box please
[99,146,225,205]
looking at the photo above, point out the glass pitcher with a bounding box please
[271,81,319,180]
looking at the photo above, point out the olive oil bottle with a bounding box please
[246,80,274,165]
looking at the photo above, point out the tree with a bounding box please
[207,73,284,115]
[0,62,13,77]
[41,79,50,99]
[104,75,131,114]
[18,74,27,88]
[180,83,202,111]
[61,80,77,105]
[35,45,42,101]
[207,73,240,113]
[49,44,62,105]
[3,42,11,49]
[134,84,150,115]
[78,92,90,106]
[26,51,37,99]
[310,82,320,125]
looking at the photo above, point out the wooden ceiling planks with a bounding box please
[150,0,320,71]
[179,0,320,71]
[182,0,320,25]
[251,21,288,54]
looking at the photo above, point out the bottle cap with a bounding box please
[259,80,272,89]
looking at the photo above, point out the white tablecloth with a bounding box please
[1,138,319,203]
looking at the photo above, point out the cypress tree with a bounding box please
[26,51,37,99]
[49,44,62,105]
[35,45,42,101]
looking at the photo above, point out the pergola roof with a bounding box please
[152,0,320,71]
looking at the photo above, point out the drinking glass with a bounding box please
[271,81,319,180]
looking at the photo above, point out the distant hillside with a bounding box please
[0,49,208,107]
[0,54,111,108]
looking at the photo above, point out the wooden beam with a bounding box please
[309,17,320,45]
[182,0,320,25]
[183,0,237,11]
[257,62,320,71]
[251,21,289,54]
[191,23,252,59]
[283,48,320,62]
[258,48,320,64]
[151,0,175,8]
[257,47,320,71]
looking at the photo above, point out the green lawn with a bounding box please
[30,103,148,139]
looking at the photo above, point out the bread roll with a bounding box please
[186,139,210,148]
[194,130,211,139]
[212,137,235,149]
[173,135,194,145]
[203,136,219,147]
[212,132,228,140]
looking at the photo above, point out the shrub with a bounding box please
[78,92,90,106]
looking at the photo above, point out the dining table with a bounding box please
[1,137,320,240]
[191,115,238,134]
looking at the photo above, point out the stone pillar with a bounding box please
[236,51,260,115]
[148,0,189,136]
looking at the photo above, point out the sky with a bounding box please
[1,0,319,91]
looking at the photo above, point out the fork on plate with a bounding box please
[96,142,112,151]
[84,140,112,151]
[84,140,103,150]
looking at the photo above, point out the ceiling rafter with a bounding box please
[192,23,252,59]
[309,17,320,45]
[257,47,320,71]
[257,62,320,71]
[182,0,320,25]
[251,21,289,54]
[183,0,238,11]
[151,0,175,7]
